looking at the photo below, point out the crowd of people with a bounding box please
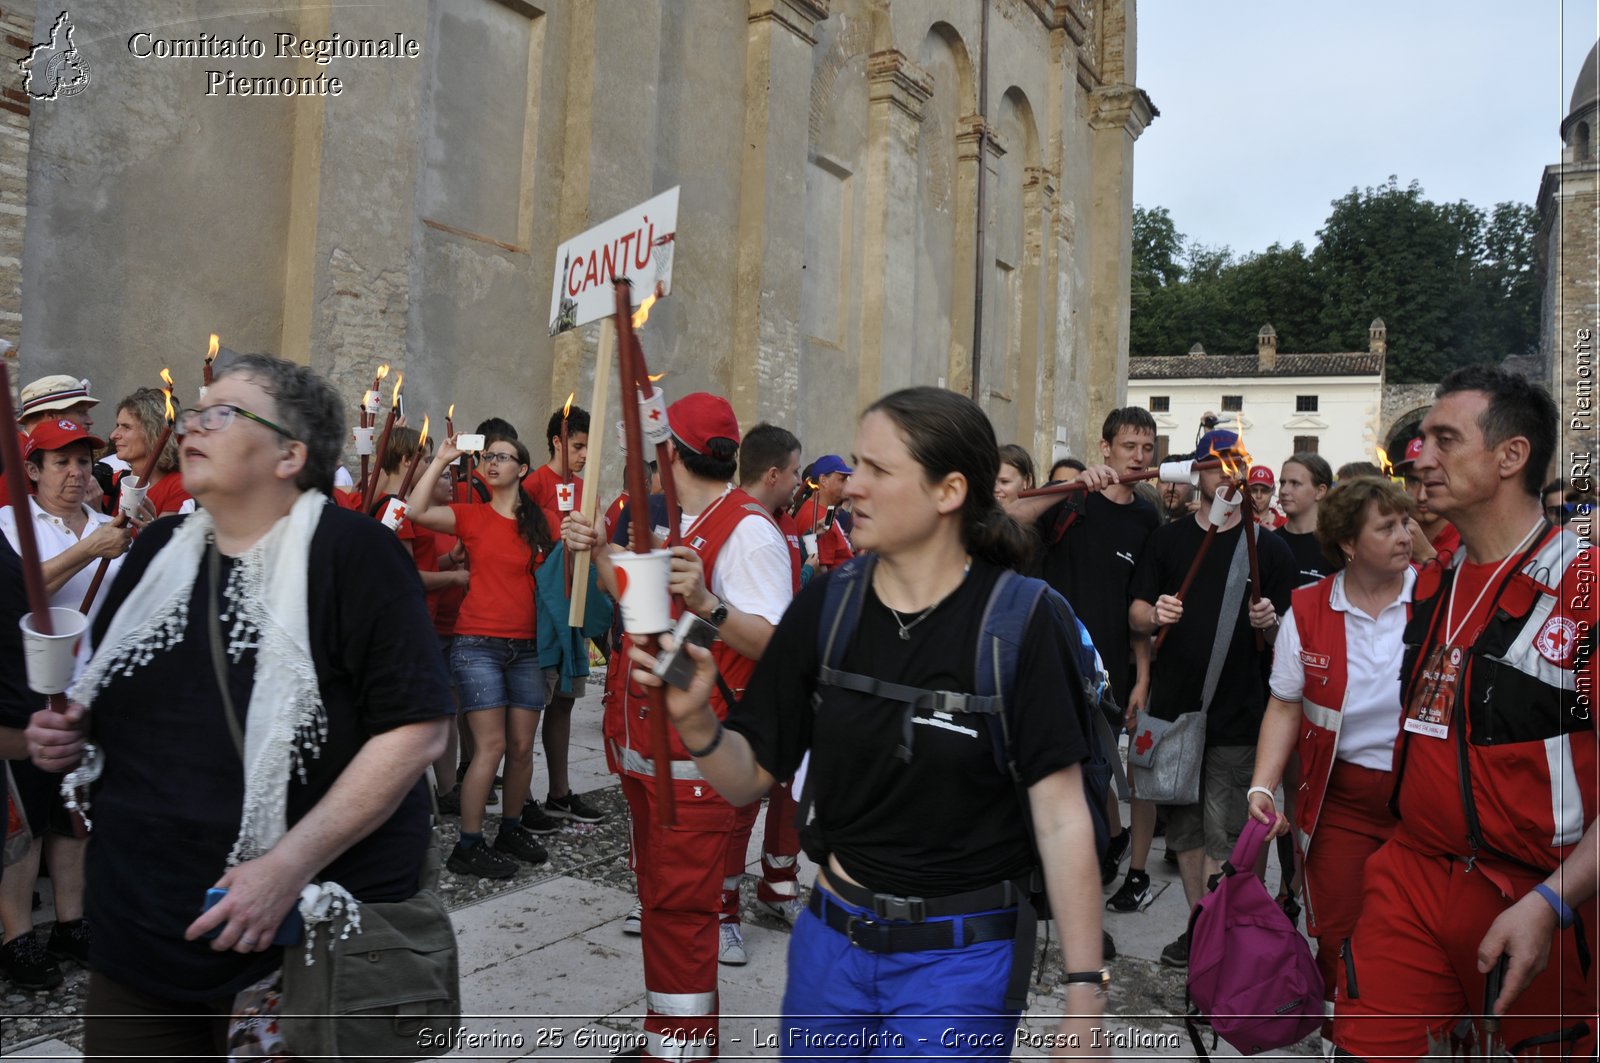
[0,351,1593,1060]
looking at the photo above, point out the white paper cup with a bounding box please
[379,498,408,530]
[615,420,628,455]
[1158,459,1197,485]
[352,425,375,456]
[556,483,576,512]
[801,533,818,558]
[638,390,670,445]
[612,549,674,635]
[20,608,89,695]
[118,475,149,519]
[455,433,485,453]
[363,390,380,418]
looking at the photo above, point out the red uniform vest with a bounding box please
[774,509,803,593]
[606,487,783,777]
[1393,529,1596,879]
[1288,574,1353,858]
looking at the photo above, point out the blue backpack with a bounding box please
[809,555,1117,873]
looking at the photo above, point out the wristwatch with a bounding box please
[704,596,729,628]
[1063,967,1111,991]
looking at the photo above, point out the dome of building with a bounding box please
[1571,40,1598,118]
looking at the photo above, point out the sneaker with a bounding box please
[718,923,748,966]
[520,799,561,835]
[446,840,517,880]
[622,901,643,936]
[1107,869,1152,912]
[493,825,550,866]
[754,896,806,927]
[1100,831,1130,886]
[45,919,89,966]
[1159,931,1189,968]
[547,791,605,824]
[0,934,63,991]
[436,787,461,817]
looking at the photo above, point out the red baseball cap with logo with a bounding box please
[24,417,104,460]
[1394,437,1424,471]
[667,392,741,454]
[1247,465,1275,488]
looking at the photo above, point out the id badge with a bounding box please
[1403,644,1463,739]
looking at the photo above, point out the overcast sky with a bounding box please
[1132,1,1600,257]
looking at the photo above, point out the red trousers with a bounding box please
[1332,839,1598,1059]
[757,780,801,904]
[1303,760,1397,1000]
[623,773,738,1062]
[721,801,760,924]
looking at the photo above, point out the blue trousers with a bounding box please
[779,888,1021,1060]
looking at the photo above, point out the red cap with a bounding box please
[24,417,105,460]
[667,392,740,454]
[1396,437,1424,468]
[1247,465,1275,487]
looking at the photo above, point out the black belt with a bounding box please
[809,884,1019,953]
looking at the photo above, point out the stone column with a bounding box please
[1083,82,1153,455]
[1022,164,1056,461]
[856,48,930,411]
[730,0,828,429]
[949,115,1000,399]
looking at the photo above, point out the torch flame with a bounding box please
[376,364,390,381]
[205,334,219,364]
[159,368,176,422]
[1375,446,1395,478]
[417,415,429,449]
[562,392,574,418]
[648,372,665,383]
[390,372,404,407]
[447,403,455,420]
[632,292,659,329]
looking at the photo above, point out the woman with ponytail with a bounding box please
[408,433,553,879]
[625,387,1106,1057]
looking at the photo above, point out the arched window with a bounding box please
[1577,121,1591,162]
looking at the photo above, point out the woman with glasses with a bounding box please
[24,355,451,1057]
[108,386,193,517]
[407,433,554,879]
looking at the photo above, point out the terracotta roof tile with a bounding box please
[1129,352,1384,379]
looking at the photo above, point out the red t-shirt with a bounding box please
[449,502,539,638]
[432,531,467,636]
[795,498,853,568]
[333,488,365,511]
[145,471,192,516]
[521,464,581,542]
[1429,521,1461,565]
[1397,528,1596,864]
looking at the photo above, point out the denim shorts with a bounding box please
[450,635,546,712]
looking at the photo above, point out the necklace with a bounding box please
[1442,518,1544,646]
[878,558,973,640]
[886,603,936,640]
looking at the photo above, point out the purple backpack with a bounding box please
[1186,817,1324,1056]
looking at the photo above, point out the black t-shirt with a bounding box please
[84,504,453,1001]
[725,559,1089,897]
[1130,518,1295,746]
[1276,528,1333,587]
[0,532,29,730]
[1036,492,1160,705]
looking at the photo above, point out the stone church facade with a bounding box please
[17,0,1152,468]
[1538,40,1599,490]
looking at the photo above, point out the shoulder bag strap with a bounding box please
[1198,526,1252,718]
[206,540,246,761]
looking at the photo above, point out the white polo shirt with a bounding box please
[1269,566,1416,772]
[0,498,123,619]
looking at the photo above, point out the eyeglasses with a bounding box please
[176,404,295,439]
[1546,503,1574,521]
[480,452,520,466]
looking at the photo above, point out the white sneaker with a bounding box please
[718,922,748,966]
[622,901,642,936]
[754,896,805,927]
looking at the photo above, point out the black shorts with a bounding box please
[8,758,74,839]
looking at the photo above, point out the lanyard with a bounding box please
[1441,519,1544,646]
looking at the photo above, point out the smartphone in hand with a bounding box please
[199,887,305,946]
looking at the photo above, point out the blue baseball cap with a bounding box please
[1193,430,1240,461]
[812,454,854,477]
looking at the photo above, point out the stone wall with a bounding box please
[0,4,30,387]
[20,0,1151,479]
[1539,161,1599,490]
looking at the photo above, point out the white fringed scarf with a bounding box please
[67,490,330,865]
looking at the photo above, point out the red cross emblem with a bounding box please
[647,408,661,422]
[1134,729,1154,757]
[1535,615,1580,666]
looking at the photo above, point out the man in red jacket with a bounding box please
[1332,367,1597,1059]
[563,393,793,1062]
